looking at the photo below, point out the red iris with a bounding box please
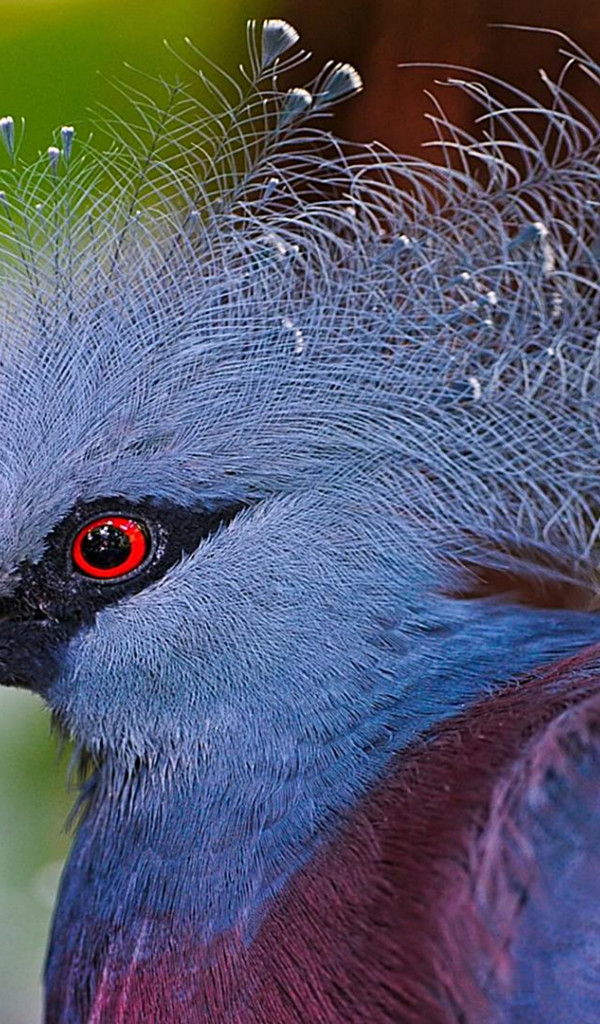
[72,516,150,580]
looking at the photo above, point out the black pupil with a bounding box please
[81,524,131,570]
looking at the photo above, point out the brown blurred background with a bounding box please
[285,0,600,152]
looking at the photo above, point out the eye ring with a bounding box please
[72,516,151,580]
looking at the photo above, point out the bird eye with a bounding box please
[72,516,151,580]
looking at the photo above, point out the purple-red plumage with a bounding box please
[48,643,600,1023]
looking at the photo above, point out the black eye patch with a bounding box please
[0,497,246,633]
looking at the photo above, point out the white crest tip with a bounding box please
[0,116,14,157]
[47,146,60,174]
[261,19,300,69]
[60,125,75,162]
[318,62,363,105]
[280,87,313,125]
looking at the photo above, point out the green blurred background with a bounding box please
[0,0,598,1020]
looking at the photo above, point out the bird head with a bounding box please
[0,22,436,778]
[0,20,598,780]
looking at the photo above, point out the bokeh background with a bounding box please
[0,1,598,1020]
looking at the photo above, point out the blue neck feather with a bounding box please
[46,599,600,994]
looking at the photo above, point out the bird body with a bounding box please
[0,17,600,1022]
[45,639,600,1022]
